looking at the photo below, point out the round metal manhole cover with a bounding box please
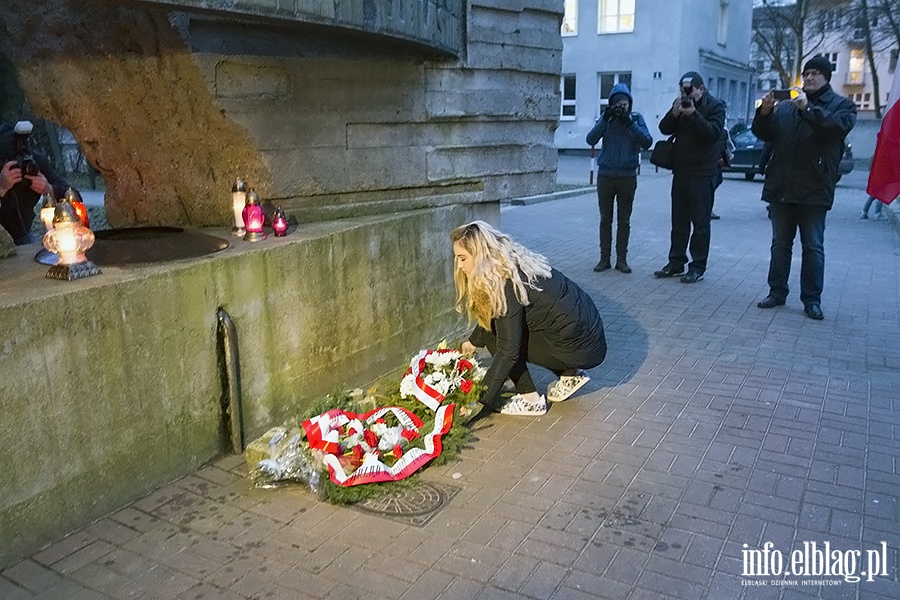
[355,482,446,517]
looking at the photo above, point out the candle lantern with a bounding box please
[272,206,288,237]
[242,189,266,242]
[231,178,247,236]
[42,202,101,280]
[39,190,58,232]
[64,188,90,229]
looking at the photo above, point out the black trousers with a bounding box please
[668,173,716,273]
[478,327,584,394]
[597,175,637,261]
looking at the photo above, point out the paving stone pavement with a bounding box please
[4,160,900,600]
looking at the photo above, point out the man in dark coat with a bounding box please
[654,71,726,283]
[752,55,857,320]
[0,121,70,245]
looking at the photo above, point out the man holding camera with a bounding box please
[0,121,70,245]
[585,82,653,274]
[752,55,856,320]
[654,71,726,284]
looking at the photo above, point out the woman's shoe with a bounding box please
[547,370,590,403]
[500,394,548,416]
[615,260,632,273]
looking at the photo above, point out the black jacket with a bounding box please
[752,85,856,209]
[0,123,70,243]
[469,268,606,410]
[659,92,726,177]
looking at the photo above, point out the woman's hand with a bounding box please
[461,341,477,356]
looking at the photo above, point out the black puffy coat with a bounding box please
[752,85,856,209]
[469,268,607,410]
[659,92,726,177]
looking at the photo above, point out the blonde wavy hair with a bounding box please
[450,221,552,329]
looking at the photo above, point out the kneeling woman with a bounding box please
[451,221,607,416]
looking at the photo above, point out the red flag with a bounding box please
[867,73,900,204]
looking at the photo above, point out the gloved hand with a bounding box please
[618,112,633,127]
[603,105,615,121]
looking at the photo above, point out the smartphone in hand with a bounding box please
[772,89,794,101]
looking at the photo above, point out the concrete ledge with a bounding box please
[0,202,497,568]
[508,186,594,206]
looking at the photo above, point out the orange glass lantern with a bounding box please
[272,206,288,237]
[242,189,266,242]
[64,188,90,229]
[42,202,101,280]
[231,178,247,236]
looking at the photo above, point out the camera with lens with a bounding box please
[680,96,693,109]
[13,120,39,177]
[612,105,627,117]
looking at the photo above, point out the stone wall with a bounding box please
[139,0,464,56]
[0,0,562,567]
[0,202,494,568]
[0,0,561,228]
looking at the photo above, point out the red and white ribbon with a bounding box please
[323,404,454,487]
[408,349,445,411]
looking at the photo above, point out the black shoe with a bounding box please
[653,264,684,278]
[593,260,611,272]
[680,270,704,283]
[710,212,720,220]
[757,295,786,309]
[805,304,824,320]
[615,260,632,274]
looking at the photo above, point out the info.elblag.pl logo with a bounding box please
[741,541,891,585]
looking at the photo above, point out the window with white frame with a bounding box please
[598,0,635,34]
[562,0,578,36]
[848,49,864,84]
[823,52,839,73]
[561,74,576,119]
[889,49,898,73]
[851,92,872,110]
[597,72,632,113]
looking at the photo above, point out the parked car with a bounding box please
[722,128,854,181]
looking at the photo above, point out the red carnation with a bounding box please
[401,428,419,441]
[457,359,474,372]
[352,445,364,460]
[375,418,386,425]
[347,426,359,437]
[460,379,473,394]
[363,429,378,448]
[393,444,403,459]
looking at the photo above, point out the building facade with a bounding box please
[556,0,754,150]
[752,4,899,118]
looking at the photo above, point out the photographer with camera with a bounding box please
[0,120,70,245]
[752,55,856,321]
[653,71,725,284]
[585,83,653,274]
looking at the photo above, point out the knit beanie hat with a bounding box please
[802,55,833,81]
[680,71,704,88]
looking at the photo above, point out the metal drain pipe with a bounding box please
[216,307,244,453]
